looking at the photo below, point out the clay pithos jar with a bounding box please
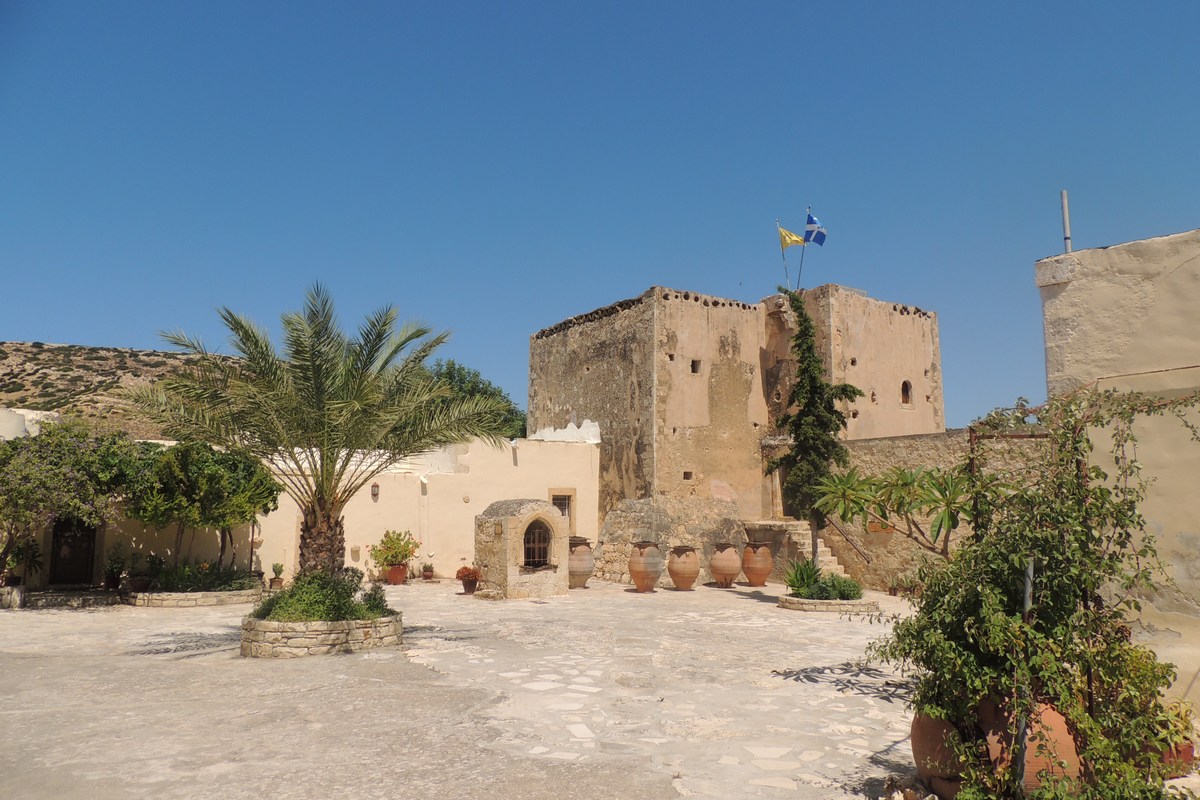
[628,541,664,592]
[741,542,773,587]
[667,545,700,590]
[709,542,741,588]
[568,536,595,589]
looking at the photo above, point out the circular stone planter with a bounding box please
[777,596,880,613]
[124,588,262,607]
[240,614,403,658]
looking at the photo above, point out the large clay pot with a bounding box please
[386,564,408,585]
[628,541,664,592]
[709,542,741,588]
[742,542,773,587]
[568,537,595,589]
[460,578,479,595]
[911,713,963,784]
[667,545,700,590]
[982,701,1080,792]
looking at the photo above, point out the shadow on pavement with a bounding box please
[771,660,914,703]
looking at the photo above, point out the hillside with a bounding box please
[0,341,204,438]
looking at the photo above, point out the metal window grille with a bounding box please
[523,520,551,568]
[552,495,571,519]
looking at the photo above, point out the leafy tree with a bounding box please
[427,359,526,438]
[0,419,138,578]
[125,441,280,568]
[129,284,512,574]
[767,288,863,525]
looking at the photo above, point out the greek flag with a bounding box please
[804,213,827,246]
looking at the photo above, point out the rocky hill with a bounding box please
[0,341,204,438]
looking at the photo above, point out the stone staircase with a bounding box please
[744,519,851,582]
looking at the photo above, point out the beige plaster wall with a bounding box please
[653,289,772,519]
[1036,228,1200,700]
[255,437,599,581]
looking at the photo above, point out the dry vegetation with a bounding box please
[0,341,207,438]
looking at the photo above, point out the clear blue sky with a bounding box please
[3,1,1198,428]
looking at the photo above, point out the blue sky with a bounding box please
[2,1,1198,428]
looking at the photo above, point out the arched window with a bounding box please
[523,519,551,568]
[901,380,913,406]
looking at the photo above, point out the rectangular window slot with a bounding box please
[690,360,701,374]
[682,471,694,481]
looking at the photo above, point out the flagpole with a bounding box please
[796,205,811,287]
[776,220,791,290]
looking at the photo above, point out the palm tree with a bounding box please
[129,284,512,573]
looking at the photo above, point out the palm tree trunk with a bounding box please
[299,503,345,573]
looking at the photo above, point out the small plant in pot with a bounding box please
[103,542,126,591]
[368,529,419,585]
[455,565,480,594]
[269,563,285,590]
[420,561,434,580]
[4,539,43,587]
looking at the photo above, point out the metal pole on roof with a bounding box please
[1061,189,1073,253]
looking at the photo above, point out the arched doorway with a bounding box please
[49,519,97,585]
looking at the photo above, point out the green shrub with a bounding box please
[785,558,820,595]
[152,558,258,592]
[786,559,862,600]
[252,568,394,622]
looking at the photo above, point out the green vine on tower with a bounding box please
[767,288,863,526]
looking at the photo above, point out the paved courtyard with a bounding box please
[0,580,918,799]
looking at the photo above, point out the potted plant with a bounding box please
[269,563,285,590]
[455,565,480,594]
[368,529,419,585]
[103,542,126,591]
[4,539,43,587]
[420,562,434,580]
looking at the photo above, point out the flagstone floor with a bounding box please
[0,578,920,799]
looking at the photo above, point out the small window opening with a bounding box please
[667,353,675,361]
[901,380,913,405]
[849,357,857,366]
[523,520,551,568]
[851,410,859,419]
[552,495,572,519]
[682,471,694,481]
[690,359,702,374]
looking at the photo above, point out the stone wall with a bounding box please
[813,429,1044,591]
[240,614,402,658]
[125,588,262,607]
[777,596,880,613]
[595,497,746,587]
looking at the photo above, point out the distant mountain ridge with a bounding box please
[0,341,203,438]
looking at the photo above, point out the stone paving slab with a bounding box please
[0,580,918,799]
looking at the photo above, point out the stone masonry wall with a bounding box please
[240,614,402,658]
[596,496,746,588]
[125,588,263,607]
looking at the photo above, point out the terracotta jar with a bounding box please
[568,536,595,589]
[667,545,700,590]
[709,542,741,588]
[981,701,1080,793]
[742,542,773,587]
[460,578,479,595]
[628,541,664,592]
[911,712,963,784]
[386,564,408,585]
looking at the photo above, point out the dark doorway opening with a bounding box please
[49,519,96,585]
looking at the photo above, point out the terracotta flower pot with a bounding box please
[981,701,1080,792]
[911,712,963,783]
[741,542,773,587]
[709,542,741,588]
[461,578,478,595]
[386,564,408,585]
[667,545,700,590]
[568,537,595,589]
[628,541,664,592]
[269,577,284,590]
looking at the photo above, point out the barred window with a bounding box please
[523,520,551,568]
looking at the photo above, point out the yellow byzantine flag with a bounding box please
[779,225,806,251]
